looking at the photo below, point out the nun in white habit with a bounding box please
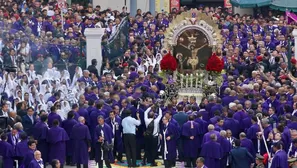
[13,97,21,112]
[71,66,83,88]
[59,100,71,120]
[27,64,37,83]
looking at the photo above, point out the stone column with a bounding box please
[293,29,297,59]
[84,28,105,76]
[130,0,137,17]
[149,0,155,15]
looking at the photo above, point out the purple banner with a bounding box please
[286,11,297,24]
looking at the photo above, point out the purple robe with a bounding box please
[78,107,90,124]
[47,112,62,128]
[90,109,106,138]
[15,139,29,159]
[222,96,237,107]
[182,121,200,158]
[242,116,252,131]
[241,138,255,157]
[218,137,231,168]
[201,141,222,168]
[94,123,113,162]
[0,141,14,168]
[32,121,48,162]
[161,123,179,160]
[246,123,260,151]
[210,104,223,115]
[28,159,44,168]
[87,106,96,115]
[105,116,124,154]
[205,102,215,118]
[47,126,69,164]
[71,123,91,164]
[61,118,78,156]
[23,149,34,168]
[202,130,220,144]
[129,71,139,80]
[6,132,18,150]
[270,150,288,168]
[223,118,240,138]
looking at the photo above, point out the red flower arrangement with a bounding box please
[160,51,177,71]
[206,52,224,72]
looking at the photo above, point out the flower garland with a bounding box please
[206,52,224,73]
[160,51,178,72]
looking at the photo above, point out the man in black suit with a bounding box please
[229,139,254,168]
[21,107,36,136]
[3,48,16,67]
[7,111,20,129]
[112,60,123,77]
[87,59,99,78]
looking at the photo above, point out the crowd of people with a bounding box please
[1,0,297,168]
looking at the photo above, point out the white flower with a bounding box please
[208,81,214,86]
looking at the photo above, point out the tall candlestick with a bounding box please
[200,73,204,88]
[190,74,193,88]
[180,74,183,88]
[186,74,189,88]
[195,73,198,88]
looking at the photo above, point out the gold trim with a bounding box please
[163,9,222,51]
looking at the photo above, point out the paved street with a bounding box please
[63,160,184,168]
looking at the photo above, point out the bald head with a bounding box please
[208,124,215,131]
[210,134,217,141]
[237,104,243,110]
[230,90,236,96]
[78,116,85,124]
[239,132,246,139]
[220,130,227,137]
[34,150,42,160]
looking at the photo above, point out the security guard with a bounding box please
[255,154,265,168]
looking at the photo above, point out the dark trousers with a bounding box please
[136,138,144,160]
[89,144,96,160]
[185,157,196,168]
[220,155,228,168]
[113,137,123,162]
[98,150,111,168]
[98,160,111,168]
[164,159,175,168]
[177,138,184,161]
[124,133,137,167]
[197,148,202,157]
[66,155,73,165]
[143,136,158,164]
[77,164,88,168]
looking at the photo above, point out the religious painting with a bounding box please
[174,29,212,73]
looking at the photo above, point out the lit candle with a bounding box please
[186,74,189,88]
[195,73,198,88]
[180,74,183,88]
[190,74,193,88]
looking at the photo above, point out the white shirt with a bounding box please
[144,107,162,136]
[1,111,8,117]
[122,116,141,135]
[36,159,44,168]
[292,110,297,116]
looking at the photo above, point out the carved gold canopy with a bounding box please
[163,9,222,51]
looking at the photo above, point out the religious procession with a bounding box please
[0,0,297,168]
